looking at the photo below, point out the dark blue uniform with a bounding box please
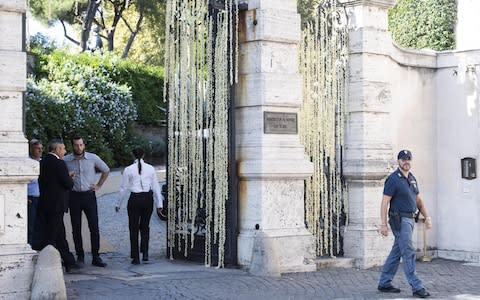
[379,168,425,293]
[384,168,418,214]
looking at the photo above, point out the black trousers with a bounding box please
[27,196,39,245]
[69,191,100,258]
[40,210,76,266]
[127,192,154,260]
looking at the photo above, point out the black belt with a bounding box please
[131,191,151,195]
[390,211,416,218]
[72,190,94,194]
[28,196,39,200]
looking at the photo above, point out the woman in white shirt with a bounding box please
[116,147,163,264]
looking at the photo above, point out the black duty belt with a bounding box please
[390,211,416,218]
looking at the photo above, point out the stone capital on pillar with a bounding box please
[340,0,395,31]
[245,0,297,12]
[339,0,396,9]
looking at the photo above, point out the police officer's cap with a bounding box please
[397,150,412,160]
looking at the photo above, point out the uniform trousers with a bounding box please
[127,191,154,261]
[379,217,424,292]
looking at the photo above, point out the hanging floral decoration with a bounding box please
[164,0,237,267]
[299,0,349,257]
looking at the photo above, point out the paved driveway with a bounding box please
[65,193,480,300]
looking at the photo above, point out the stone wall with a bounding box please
[342,0,480,267]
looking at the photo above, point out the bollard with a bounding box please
[420,217,432,262]
[31,245,67,300]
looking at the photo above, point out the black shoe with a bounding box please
[65,263,82,274]
[77,255,85,266]
[92,256,107,267]
[142,253,149,261]
[413,288,430,298]
[131,258,140,265]
[378,285,401,293]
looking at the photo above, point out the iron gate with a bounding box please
[163,0,241,267]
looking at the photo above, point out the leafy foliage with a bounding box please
[34,49,165,126]
[25,60,137,166]
[388,0,457,51]
[297,0,323,28]
[28,0,164,58]
[26,37,167,166]
[113,1,166,66]
[29,0,84,25]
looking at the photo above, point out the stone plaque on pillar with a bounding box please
[264,112,298,134]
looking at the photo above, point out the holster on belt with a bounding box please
[388,211,401,231]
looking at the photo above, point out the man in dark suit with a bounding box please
[38,139,80,272]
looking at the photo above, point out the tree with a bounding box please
[29,0,164,57]
[388,0,457,50]
[114,1,166,65]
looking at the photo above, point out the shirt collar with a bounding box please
[69,152,92,160]
[49,152,60,159]
[396,168,413,180]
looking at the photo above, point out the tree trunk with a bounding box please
[121,8,145,58]
[81,0,101,51]
[106,1,127,51]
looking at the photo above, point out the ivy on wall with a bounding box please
[388,0,457,51]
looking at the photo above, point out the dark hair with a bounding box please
[70,136,83,145]
[48,139,64,152]
[132,147,145,174]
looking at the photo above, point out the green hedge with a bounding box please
[35,50,165,126]
[388,0,457,51]
[26,41,167,166]
[26,61,138,167]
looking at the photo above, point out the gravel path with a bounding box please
[96,191,167,259]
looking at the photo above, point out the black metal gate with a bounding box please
[163,0,241,267]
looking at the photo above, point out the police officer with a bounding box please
[378,150,432,298]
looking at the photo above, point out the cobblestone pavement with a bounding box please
[65,193,480,300]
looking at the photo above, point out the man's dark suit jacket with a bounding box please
[38,153,74,213]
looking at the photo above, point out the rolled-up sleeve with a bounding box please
[151,169,163,208]
[117,168,130,208]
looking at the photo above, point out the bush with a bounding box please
[388,0,457,51]
[39,51,165,126]
[25,61,137,166]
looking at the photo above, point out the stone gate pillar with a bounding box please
[236,0,316,274]
[0,0,38,298]
[340,0,396,268]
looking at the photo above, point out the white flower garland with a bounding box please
[164,0,237,268]
[299,0,349,257]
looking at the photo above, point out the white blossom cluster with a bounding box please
[25,61,137,164]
